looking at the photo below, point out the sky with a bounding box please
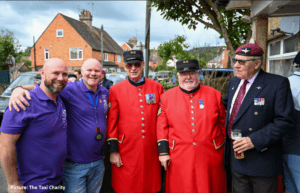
[0,1,225,52]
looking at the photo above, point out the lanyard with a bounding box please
[87,92,99,128]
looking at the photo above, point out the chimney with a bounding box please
[128,37,137,46]
[153,47,155,53]
[79,10,93,26]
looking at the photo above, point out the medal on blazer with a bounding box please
[199,99,204,109]
[145,94,156,104]
[95,127,104,141]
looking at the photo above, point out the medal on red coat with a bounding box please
[95,127,103,141]
[199,99,204,109]
[145,94,156,104]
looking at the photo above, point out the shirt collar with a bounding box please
[128,77,146,87]
[79,79,102,94]
[244,70,259,84]
[180,83,201,94]
[293,71,300,76]
[33,84,60,102]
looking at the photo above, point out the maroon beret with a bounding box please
[102,70,106,75]
[235,44,264,56]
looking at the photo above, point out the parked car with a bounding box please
[106,73,127,85]
[199,68,234,80]
[0,72,41,123]
[153,71,172,83]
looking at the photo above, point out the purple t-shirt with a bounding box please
[0,86,67,193]
[59,80,108,163]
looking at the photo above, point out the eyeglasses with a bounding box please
[125,63,142,69]
[179,71,198,77]
[232,58,255,65]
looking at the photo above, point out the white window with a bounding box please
[268,35,298,77]
[117,68,121,72]
[117,55,121,62]
[104,53,108,61]
[56,29,63,37]
[44,48,49,60]
[70,48,83,60]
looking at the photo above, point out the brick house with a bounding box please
[121,38,161,71]
[207,47,229,68]
[31,10,125,72]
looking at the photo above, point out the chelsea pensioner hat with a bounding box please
[176,59,200,72]
[123,50,144,63]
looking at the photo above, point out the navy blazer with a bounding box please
[223,69,295,177]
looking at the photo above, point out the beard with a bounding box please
[44,78,66,94]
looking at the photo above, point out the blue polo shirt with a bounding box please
[59,80,108,163]
[0,85,67,193]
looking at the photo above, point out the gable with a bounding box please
[61,14,123,55]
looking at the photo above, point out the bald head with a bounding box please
[43,58,67,72]
[82,58,101,70]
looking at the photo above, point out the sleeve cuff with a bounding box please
[108,139,119,152]
[158,140,169,154]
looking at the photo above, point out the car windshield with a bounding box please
[106,74,126,85]
[2,74,38,96]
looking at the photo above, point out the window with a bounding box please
[105,53,108,61]
[268,35,298,77]
[283,35,298,54]
[70,48,83,60]
[56,29,63,37]
[44,48,49,60]
[117,55,121,62]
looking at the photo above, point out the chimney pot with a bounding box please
[79,10,93,26]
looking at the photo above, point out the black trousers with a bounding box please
[232,171,278,193]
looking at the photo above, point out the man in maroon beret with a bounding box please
[223,44,295,193]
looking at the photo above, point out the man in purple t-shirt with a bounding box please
[0,58,68,193]
[9,58,108,193]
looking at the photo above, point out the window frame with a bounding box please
[44,48,49,60]
[69,48,83,60]
[267,35,298,72]
[117,55,121,63]
[56,29,64,37]
[104,53,108,61]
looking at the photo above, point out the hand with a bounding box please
[233,137,254,154]
[110,152,123,167]
[8,182,26,193]
[9,87,31,112]
[159,155,171,170]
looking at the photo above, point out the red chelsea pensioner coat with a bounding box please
[157,85,227,193]
[107,78,163,192]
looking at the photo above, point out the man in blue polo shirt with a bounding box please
[9,58,108,193]
[0,58,68,193]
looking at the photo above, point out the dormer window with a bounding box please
[56,29,63,37]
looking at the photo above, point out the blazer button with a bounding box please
[191,123,195,126]
[139,94,142,97]
[192,129,195,133]
[191,117,195,120]
[190,100,193,103]
[193,142,196,146]
[142,136,145,139]
[249,128,253,131]
[140,105,143,108]
[191,111,194,114]
[254,112,258,115]
[191,106,194,109]
[140,99,143,102]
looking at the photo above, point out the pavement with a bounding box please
[0,166,8,193]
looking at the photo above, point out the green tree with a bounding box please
[0,29,21,70]
[156,35,196,72]
[150,0,252,67]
